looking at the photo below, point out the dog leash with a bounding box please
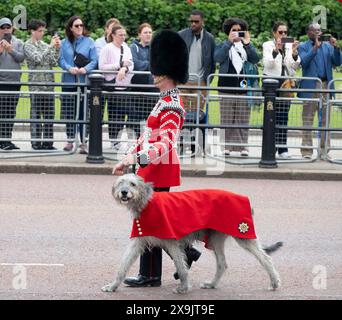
[123,164,136,175]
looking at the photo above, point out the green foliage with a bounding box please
[1,0,341,50]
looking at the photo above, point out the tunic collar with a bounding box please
[159,88,179,98]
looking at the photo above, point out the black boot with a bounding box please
[123,275,161,287]
[174,246,201,280]
[124,247,162,287]
[32,143,42,150]
[42,142,56,150]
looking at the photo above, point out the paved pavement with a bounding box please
[1,148,342,180]
[1,128,342,180]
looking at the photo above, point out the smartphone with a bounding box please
[3,33,12,42]
[319,34,331,42]
[281,37,294,44]
[238,31,245,38]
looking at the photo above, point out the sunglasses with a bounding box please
[278,30,288,35]
[189,20,200,24]
[231,29,242,32]
[73,24,84,28]
[0,25,12,30]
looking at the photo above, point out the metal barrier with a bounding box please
[204,73,327,165]
[326,78,342,164]
[1,69,342,166]
[94,71,203,161]
[0,70,86,159]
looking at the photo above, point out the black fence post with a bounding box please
[86,73,105,164]
[259,79,279,168]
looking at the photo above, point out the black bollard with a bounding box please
[259,79,279,168]
[87,73,105,164]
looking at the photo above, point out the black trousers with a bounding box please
[139,186,170,277]
[129,87,158,139]
[60,87,88,143]
[30,94,55,144]
[276,83,291,154]
[0,84,21,140]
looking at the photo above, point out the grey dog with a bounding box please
[102,174,281,294]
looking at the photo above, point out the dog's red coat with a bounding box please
[130,189,257,241]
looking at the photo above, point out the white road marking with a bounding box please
[0,263,64,267]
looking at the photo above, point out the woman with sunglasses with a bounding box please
[215,18,260,157]
[59,16,98,154]
[263,21,301,159]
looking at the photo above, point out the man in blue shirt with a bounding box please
[298,23,341,159]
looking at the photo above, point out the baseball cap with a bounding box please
[0,18,13,28]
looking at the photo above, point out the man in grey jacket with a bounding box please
[178,10,215,155]
[178,9,215,112]
[0,17,25,150]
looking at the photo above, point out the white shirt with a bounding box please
[262,40,301,77]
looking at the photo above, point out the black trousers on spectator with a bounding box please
[0,84,21,140]
[129,88,158,139]
[276,82,291,154]
[139,187,170,277]
[104,81,130,141]
[61,86,87,143]
[30,94,55,144]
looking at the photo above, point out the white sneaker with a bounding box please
[278,152,291,159]
[240,150,249,157]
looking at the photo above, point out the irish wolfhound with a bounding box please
[102,174,281,294]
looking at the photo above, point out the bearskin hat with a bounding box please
[150,30,189,84]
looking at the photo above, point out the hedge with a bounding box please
[1,0,341,50]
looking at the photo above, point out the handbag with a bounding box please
[280,79,296,97]
[243,61,261,108]
[280,64,297,98]
[74,53,91,68]
[72,42,91,68]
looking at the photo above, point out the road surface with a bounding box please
[0,174,341,300]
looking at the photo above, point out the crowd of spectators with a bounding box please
[0,11,340,158]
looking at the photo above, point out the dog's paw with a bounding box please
[269,278,281,291]
[173,286,188,294]
[200,281,216,289]
[101,283,117,292]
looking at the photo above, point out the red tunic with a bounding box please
[130,190,257,243]
[129,88,185,188]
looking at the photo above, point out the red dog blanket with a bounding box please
[131,189,257,241]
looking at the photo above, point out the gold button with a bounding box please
[137,223,141,227]
[139,232,143,235]
[138,228,142,231]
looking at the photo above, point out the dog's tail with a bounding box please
[262,241,283,255]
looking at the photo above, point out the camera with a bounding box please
[319,34,331,42]
[281,37,294,44]
[3,33,12,42]
[238,31,245,38]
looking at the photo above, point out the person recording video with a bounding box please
[298,23,341,159]
[262,21,301,159]
[0,17,25,150]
